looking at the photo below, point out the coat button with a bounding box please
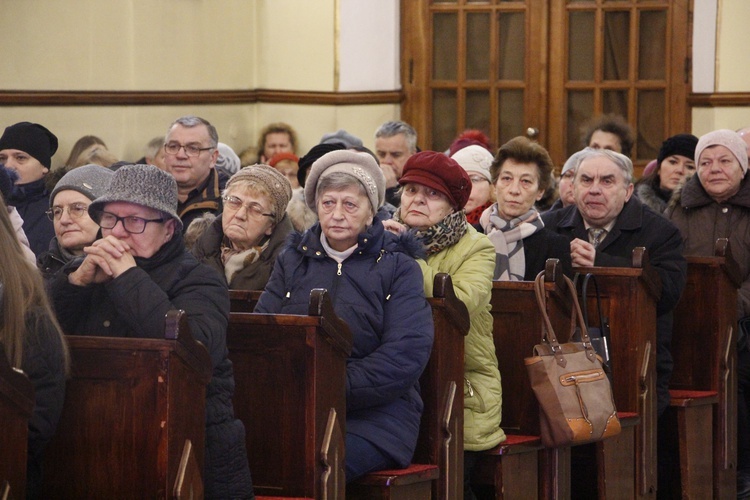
[103,320,111,327]
[302,245,308,250]
[363,238,368,243]
[722,207,729,213]
[315,251,321,256]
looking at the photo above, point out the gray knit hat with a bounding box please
[320,129,363,149]
[225,164,292,225]
[695,129,748,175]
[88,163,183,231]
[451,144,493,182]
[50,164,114,207]
[304,150,385,212]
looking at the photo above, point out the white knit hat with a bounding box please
[451,145,493,182]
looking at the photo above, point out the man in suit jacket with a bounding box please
[542,148,686,418]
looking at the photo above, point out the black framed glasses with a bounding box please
[164,142,214,157]
[222,195,275,220]
[96,211,166,234]
[46,203,89,221]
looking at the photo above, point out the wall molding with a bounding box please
[0,89,403,107]
[688,92,750,107]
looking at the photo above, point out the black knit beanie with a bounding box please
[656,134,699,167]
[297,143,346,188]
[0,122,59,169]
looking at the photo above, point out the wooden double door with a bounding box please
[401,0,691,171]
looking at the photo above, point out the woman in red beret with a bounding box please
[383,150,504,499]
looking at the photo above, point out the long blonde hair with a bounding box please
[0,194,69,371]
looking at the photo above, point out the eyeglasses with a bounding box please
[164,142,214,157]
[469,175,490,184]
[46,203,89,221]
[96,211,166,234]
[222,195,275,220]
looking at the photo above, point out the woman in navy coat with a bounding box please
[255,150,434,481]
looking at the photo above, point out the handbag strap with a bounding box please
[581,273,606,331]
[534,271,597,367]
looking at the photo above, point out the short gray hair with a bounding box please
[167,115,219,148]
[375,121,417,153]
[314,171,372,216]
[575,148,633,184]
[145,136,164,159]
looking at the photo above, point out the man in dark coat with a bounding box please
[542,148,686,496]
[542,147,687,417]
[51,164,253,498]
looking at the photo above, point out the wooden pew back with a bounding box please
[0,344,34,500]
[670,238,739,498]
[41,311,212,498]
[228,290,352,499]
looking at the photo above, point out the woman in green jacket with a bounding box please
[383,151,504,499]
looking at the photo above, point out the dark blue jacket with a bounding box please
[255,217,434,468]
[8,178,54,257]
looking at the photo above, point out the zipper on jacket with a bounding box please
[337,262,342,276]
[465,378,474,397]
[376,249,385,263]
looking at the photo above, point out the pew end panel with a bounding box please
[228,289,352,498]
[228,289,263,313]
[669,238,739,499]
[0,344,34,500]
[41,310,211,498]
[173,439,203,500]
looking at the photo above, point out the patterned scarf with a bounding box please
[394,208,468,256]
[480,205,544,281]
[220,236,268,284]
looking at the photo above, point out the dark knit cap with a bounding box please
[50,164,114,206]
[399,151,472,210]
[297,143,346,188]
[0,122,59,169]
[657,134,699,167]
[89,164,183,231]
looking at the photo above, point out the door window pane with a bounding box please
[433,90,458,152]
[637,90,665,161]
[567,91,594,157]
[639,10,666,80]
[569,11,595,81]
[498,12,525,80]
[466,90,491,135]
[433,13,458,80]
[498,90,524,146]
[603,90,628,118]
[467,13,491,80]
[603,11,630,81]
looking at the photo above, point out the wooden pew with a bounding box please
[477,259,570,499]
[229,289,262,313]
[349,273,468,500]
[228,289,351,499]
[41,310,212,498]
[575,248,661,498]
[0,344,34,500]
[668,238,739,499]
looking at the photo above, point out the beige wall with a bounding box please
[691,0,750,133]
[0,0,397,167]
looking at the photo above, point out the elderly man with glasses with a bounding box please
[163,115,226,232]
[50,164,254,498]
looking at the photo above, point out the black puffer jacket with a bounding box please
[51,234,254,498]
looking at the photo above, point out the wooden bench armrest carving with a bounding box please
[1,480,11,500]
[320,408,345,500]
[309,288,354,357]
[164,309,212,385]
[432,273,470,335]
[544,258,572,314]
[173,440,203,500]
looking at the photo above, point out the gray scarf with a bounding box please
[480,205,544,281]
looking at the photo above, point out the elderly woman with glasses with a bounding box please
[37,165,113,280]
[50,164,254,498]
[191,165,293,290]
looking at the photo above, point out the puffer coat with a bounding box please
[255,217,434,469]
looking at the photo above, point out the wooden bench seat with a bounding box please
[347,464,440,499]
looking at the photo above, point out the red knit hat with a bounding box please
[268,151,299,168]
[399,151,471,209]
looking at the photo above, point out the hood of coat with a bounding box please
[289,213,425,261]
[675,172,750,210]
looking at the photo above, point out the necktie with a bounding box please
[589,228,606,248]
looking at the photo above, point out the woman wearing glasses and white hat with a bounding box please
[50,163,254,498]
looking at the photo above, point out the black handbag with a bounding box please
[572,274,612,379]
